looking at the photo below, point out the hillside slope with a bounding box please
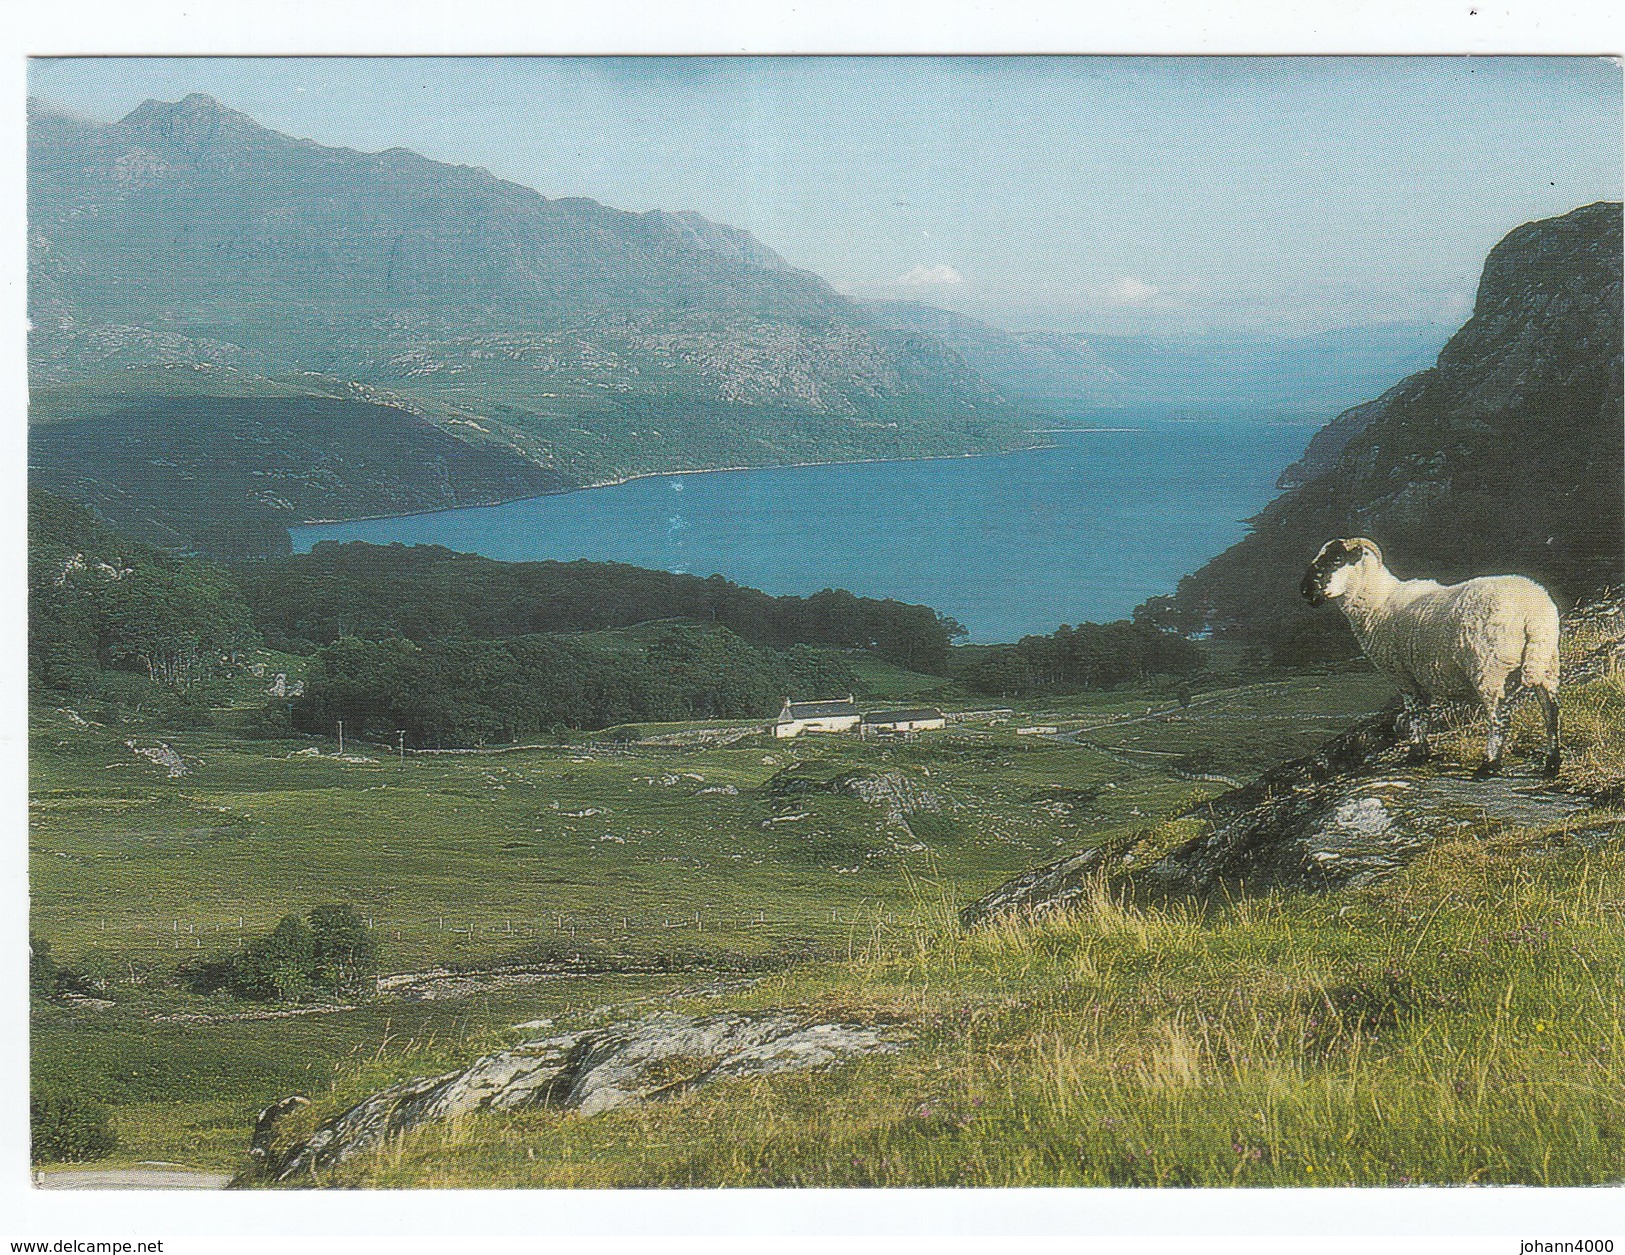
[863,299,1446,416]
[28,95,1030,552]
[1158,201,1623,658]
[29,397,566,556]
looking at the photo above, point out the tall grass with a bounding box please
[319,816,1625,1188]
[39,655,1625,1185]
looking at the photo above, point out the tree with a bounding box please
[238,541,961,674]
[29,491,260,698]
[308,904,378,993]
[233,914,316,1001]
[99,562,259,690]
[961,619,1204,698]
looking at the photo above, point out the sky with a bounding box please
[28,55,1624,335]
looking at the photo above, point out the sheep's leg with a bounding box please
[1400,693,1431,764]
[1475,692,1512,779]
[1534,685,1561,778]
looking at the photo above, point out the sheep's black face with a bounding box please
[1301,539,1358,607]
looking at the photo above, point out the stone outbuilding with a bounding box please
[773,696,862,739]
[860,707,946,737]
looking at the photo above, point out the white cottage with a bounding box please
[860,707,947,737]
[773,696,861,739]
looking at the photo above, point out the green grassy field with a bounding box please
[332,829,1625,1188]
[30,649,1625,1184]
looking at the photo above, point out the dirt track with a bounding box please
[35,1165,229,1189]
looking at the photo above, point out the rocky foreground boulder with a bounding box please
[963,597,1624,926]
[1151,766,1601,896]
[242,1010,906,1184]
[962,719,1614,926]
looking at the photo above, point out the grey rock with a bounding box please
[254,1010,905,1182]
[962,656,1615,923]
[1152,772,1593,894]
[127,740,186,777]
[248,1095,309,1170]
[959,845,1113,929]
[767,766,947,824]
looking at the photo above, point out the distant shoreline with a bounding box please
[294,438,1058,528]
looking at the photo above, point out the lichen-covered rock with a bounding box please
[127,740,186,777]
[249,1010,905,1183]
[958,846,1113,929]
[1150,772,1596,894]
[766,766,947,824]
[248,1095,310,1171]
[962,638,1618,921]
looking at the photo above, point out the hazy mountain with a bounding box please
[863,299,1448,418]
[1152,201,1623,660]
[28,94,1029,552]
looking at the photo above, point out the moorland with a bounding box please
[26,91,1625,1187]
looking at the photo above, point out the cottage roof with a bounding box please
[862,707,945,724]
[784,699,860,720]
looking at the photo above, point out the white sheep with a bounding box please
[1300,537,1561,777]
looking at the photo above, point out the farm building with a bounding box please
[773,696,861,739]
[861,707,947,737]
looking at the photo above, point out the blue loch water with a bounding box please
[292,418,1317,644]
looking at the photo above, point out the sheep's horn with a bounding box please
[1348,537,1383,566]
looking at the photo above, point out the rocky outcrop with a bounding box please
[1151,771,1597,895]
[962,598,1623,921]
[766,767,947,823]
[246,1010,906,1184]
[962,706,1416,925]
[1274,395,1387,490]
[1166,201,1624,655]
[1160,594,1625,894]
[247,1096,310,1173]
[832,770,948,823]
[127,739,186,778]
[958,844,1116,929]
[962,720,1613,922]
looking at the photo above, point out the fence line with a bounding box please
[49,904,902,950]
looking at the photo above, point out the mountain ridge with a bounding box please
[27,94,1031,555]
[862,297,1450,416]
[1155,200,1624,660]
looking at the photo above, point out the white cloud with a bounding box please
[894,263,965,287]
[1103,276,1160,305]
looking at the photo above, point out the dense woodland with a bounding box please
[30,492,1211,746]
[294,628,856,747]
[239,541,967,673]
[957,618,1205,698]
[28,489,260,703]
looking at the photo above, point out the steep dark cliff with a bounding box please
[1159,202,1623,660]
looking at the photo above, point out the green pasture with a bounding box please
[342,823,1625,1188]
[36,659,1625,1184]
